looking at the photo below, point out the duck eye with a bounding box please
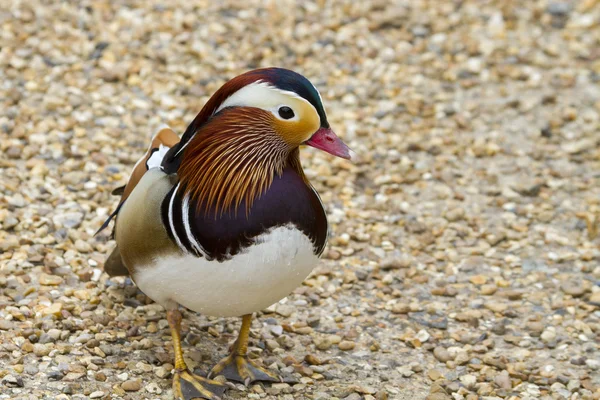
[278,106,295,120]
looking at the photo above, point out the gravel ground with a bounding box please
[1,1,600,399]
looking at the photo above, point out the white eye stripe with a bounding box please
[214,80,319,119]
[174,80,322,158]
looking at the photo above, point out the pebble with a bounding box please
[52,212,84,229]
[270,325,283,336]
[33,343,51,357]
[3,375,24,387]
[391,302,410,314]
[74,239,92,253]
[428,369,443,381]
[459,374,476,388]
[484,302,507,313]
[145,382,162,394]
[41,303,63,317]
[155,365,171,379]
[480,285,497,295]
[560,280,588,297]
[0,320,15,330]
[547,2,571,16]
[494,370,511,390]
[541,328,557,343]
[585,359,600,370]
[39,274,63,286]
[121,379,142,391]
[315,338,333,351]
[304,355,322,366]
[433,347,453,363]
[1,2,598,399]
[469,275,487,285]
[338,341,355,351]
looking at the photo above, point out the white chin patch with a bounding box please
[147,144,171,170]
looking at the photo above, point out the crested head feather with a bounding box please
[162,68,328,171]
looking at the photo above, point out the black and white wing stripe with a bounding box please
[162,183,207,258]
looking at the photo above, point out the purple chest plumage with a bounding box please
[162,167,327,261]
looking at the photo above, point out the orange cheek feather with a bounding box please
[274,108,320,146]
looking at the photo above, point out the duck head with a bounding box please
[167,68,351,215]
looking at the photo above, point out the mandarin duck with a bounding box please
[99,68,351,400]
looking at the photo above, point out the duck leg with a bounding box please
[208,314,279,386]
[167,309,226,400]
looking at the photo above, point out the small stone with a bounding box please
[526,321,544,336]
[7,194,26,208]
[585,359,600,370]
[122,379,142,391]
[274,304,294,317]
[75,239,92,253]
[304,354,322,366]
[33,343,51,357]
[155,365,172,379]
[43,303,64,318]
[567,379,580,391]
[3,215,18,229]
[547,2,571,16]
[494,370,511,389]
[24,364,38,375]
[89,391,105,399]
[22,341,34,353]
[484,302,507,313]
[47,329,62,340]
[146,382,162,394]
[433,347,453,362]
[338,341,355,351]
[426,385,451,400]
[491,322,506,335]
[445,208,465,222]
[266,339,280,350]
[63,371,86,382]
[73,290,90,300]
[512,181,542,197]
[0,320,15,330]
[416,329,430,343]
[469,275,487,285]
[560,281,587,297]
[52,212,84,229]
[39,274,63,286]
[270,325,283,336]
[47,371,64,381]
[315,337,332,351]
[428,369,442,381]
[460,374,476,388]
[562,138,596,154]
[481,285,497,295]
[3,375,24,387]
[541,328,556,343]
[391,302,410,314]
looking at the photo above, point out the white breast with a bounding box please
[132,225,319,317]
